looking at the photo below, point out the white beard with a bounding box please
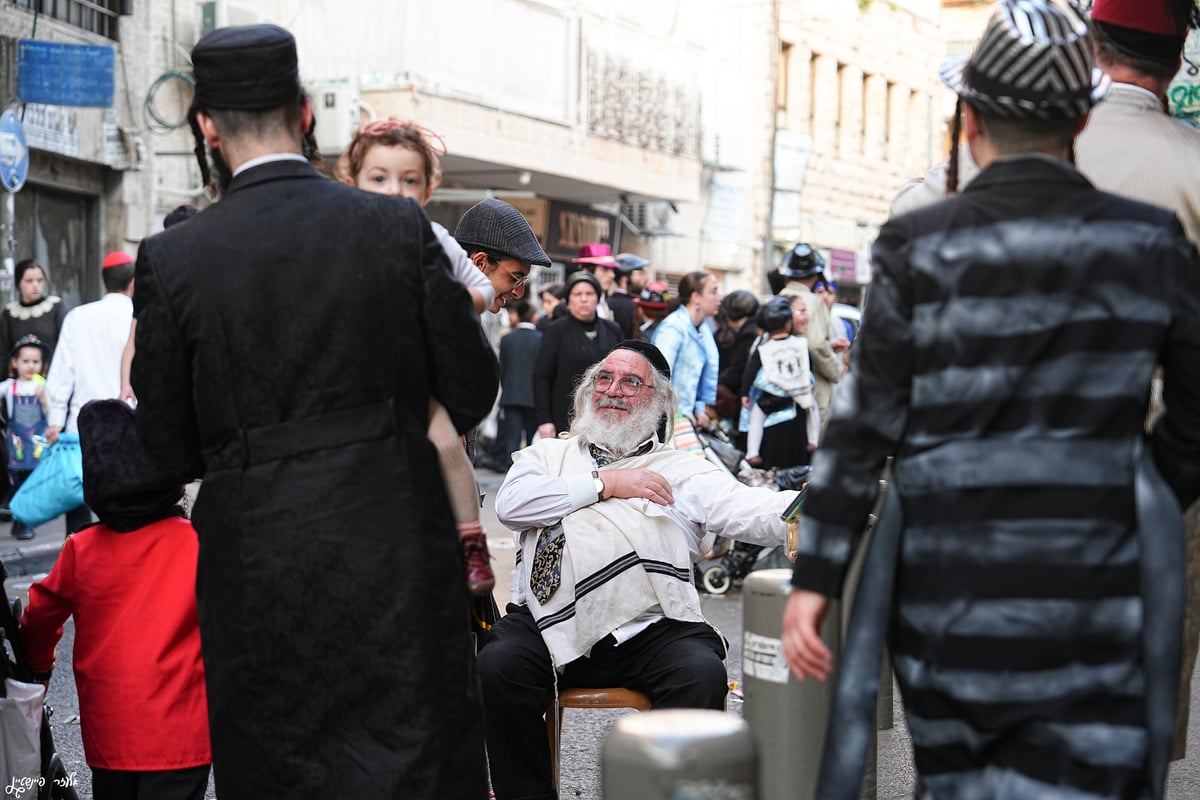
[573,395,663,456]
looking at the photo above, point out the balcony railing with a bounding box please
[5,0,121,40]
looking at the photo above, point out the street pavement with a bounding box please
[4,470,1200,798]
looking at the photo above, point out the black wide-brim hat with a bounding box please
[940,0,1110,120]
[192,24,302,110]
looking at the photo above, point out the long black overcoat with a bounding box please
[131,160,498,798]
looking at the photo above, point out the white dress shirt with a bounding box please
[496,437,795,645]
[45,293,133,431]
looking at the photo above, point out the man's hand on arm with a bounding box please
[45,425,62,445]
[599,468,674,506]
[782,589,832,681]
[538,423,556,440]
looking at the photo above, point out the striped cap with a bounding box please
[940,0,1110,119]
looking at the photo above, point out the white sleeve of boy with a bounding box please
[432,221,496,311]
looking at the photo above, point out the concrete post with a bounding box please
[742,569,840,800]
[602,709,757,799]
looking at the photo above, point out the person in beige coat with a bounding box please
[1076,2,1200,245]
[1077,0,1200,761]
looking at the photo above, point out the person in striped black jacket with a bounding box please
[783,3,1200,799]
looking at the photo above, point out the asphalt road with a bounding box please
[4,474,1200,798]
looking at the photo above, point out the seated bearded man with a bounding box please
[479,339,800,800]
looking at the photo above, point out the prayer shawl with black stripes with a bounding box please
[517,436,706,667]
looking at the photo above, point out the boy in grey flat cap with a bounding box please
[455,197,551,313]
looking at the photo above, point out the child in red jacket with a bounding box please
[20,399,210,800]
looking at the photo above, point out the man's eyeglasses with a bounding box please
[593,372,648,396]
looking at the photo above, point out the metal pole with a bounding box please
[3,191,15,301]
[761,0,781,294]
[602,709,757,799]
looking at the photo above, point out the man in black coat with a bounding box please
[493,299,542,470]
[607,253,648,339]
[131,25,497,799]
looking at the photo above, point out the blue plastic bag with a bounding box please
[10,433,84,528]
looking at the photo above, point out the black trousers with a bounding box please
[494,406,537,469]
[477,604,727,800]
[92,764,210,800]
[8,470,32,537]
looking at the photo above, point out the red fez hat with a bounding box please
[102,251,134,269]
[1093,0,1187,35]
[1092,0,1196,67]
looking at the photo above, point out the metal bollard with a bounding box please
[743,569,841,800]
[602,709,757,799]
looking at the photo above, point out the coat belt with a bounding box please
[204,398,399,469]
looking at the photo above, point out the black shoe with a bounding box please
[13,527,34,541]
[0,506,12,522]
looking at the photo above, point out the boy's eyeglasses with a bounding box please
[505,268,532,288]
[593,372,647,396]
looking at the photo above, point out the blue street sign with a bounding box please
[0,110,29,193]
[17,40,116,108]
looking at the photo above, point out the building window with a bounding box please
[836,61,847,147]
[4,0,122,40]
[885,79,896,151]
[808,52,820,133]
[861,73,871,156]
[777,41,793,113]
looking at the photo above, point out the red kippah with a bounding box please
[102,251,133,269]
[1092,0,1186,37]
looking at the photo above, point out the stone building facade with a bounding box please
[0,0,204,306]
[1,0,954,310]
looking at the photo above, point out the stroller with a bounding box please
[692,425,811,595]
[0,559,80,800]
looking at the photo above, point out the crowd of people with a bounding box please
[5,1,1200,799]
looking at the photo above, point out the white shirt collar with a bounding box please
[233,152,309,177]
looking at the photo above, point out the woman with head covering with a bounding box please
[0,259,66,371]
[533,271,624,439]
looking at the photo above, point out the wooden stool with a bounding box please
[547,687,652,790]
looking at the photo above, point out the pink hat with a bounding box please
[571,243,619,268]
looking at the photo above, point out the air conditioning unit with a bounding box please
[621,200,680,237]
[307,82,361,156]
[622,201,650,233]
[199,1,273,37]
